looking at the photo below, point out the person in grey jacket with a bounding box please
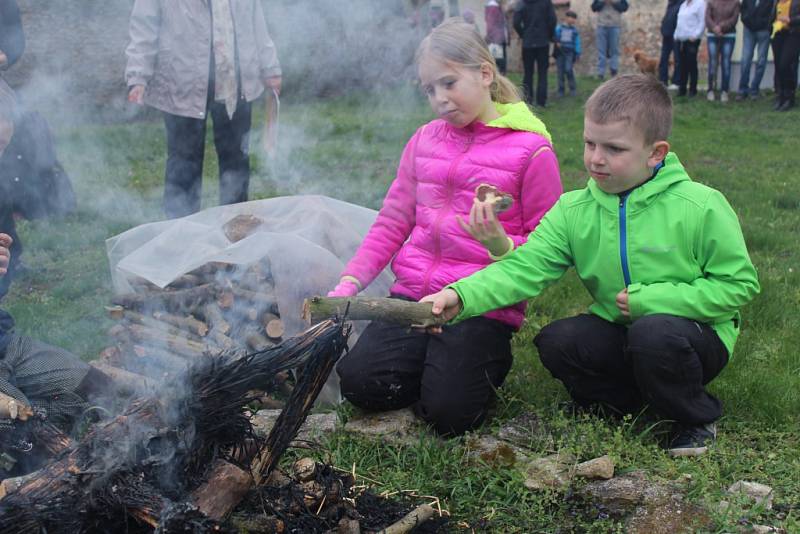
[591,0,629,79]
[125,0,282,219]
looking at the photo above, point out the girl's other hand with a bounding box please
[327,279,359,298]
[128,85,145,105]
[615,288,630,316]
[457,199,511,257]
[420,288,462,333]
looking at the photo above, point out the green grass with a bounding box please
[4,76,800,532]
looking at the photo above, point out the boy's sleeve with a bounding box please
[340,130,420,290]
[254,1,282,79]
[514,144,563,248]
[627,190,760,324]
[591,0,605,13]
[450,198,573,322]
[125,0,161,87]
[614,0,629,13]
[575,31,582,55]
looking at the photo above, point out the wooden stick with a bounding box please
[303,296,446,327]
[122,311,205,343]
[376,504,436,534]
[152,311,209,337]
[203,303,231,335]
[115,323,210,358]
[232,287,278,314]
[0,391,34,421]
[0,469,43,500]
[111,283,216,312]
[190,460,253,521]
[89,361,155,392]
[264,316,285,340]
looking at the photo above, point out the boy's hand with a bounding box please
[128,85,145,105]
[264,75,282,96]
[420,288,463,333]
[457,199,511,257]
[0,51,7,67]
[0,233,12,276]
[615,288,629,316]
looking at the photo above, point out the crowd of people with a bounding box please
[0,0,778,482]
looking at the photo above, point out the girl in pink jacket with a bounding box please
[332,19,563,436]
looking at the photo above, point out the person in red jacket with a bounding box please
[329,19,563,436]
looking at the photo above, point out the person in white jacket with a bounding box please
[674,0,707,96]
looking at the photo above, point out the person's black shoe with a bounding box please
[773,98,785,111]
[778,100,795,112]
[666,423,716,457]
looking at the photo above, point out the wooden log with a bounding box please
[152,311,209,337]
[123,311,206,343]
[165,273,202,289]
[190,459,253,521]
[217,289,235,309]
[105,305,125,320]
[0,469,43,500]
[117,323,210,358]
[376,504,436,534]
[0,391,33,421]
[111,283,216,312]
[245,329,273,352]
[263,313,285,340]
[302,296,446,327]
[232,287,278,314]
[131,345,190,374]
[203,303,231,335]
[89,361,155,392]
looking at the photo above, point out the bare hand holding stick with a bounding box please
[128,85,145,105]
[0,232,13,276]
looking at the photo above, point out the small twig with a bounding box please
[376,503,436,534]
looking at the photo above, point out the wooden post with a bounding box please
[303,296,446,327]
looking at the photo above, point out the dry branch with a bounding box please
[112,283,216,312]
[89,361,155,392]
[303,296,446,327]
[190,460,253,521]
[152,311,209,337]
[376,503,436,534]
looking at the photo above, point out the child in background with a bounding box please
[423,75,759,456]
[554,10,582,97]
[330,19,563,436]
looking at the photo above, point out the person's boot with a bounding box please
[778,99,795,111]
[773,93,785,111]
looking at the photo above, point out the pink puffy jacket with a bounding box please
[340,108,562,329]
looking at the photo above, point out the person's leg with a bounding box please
[210,99,252,207]
[608,26,620,75]
[627,314,728,425]
[556,52,566,96]
[415,317,513,436]
[659,35,674,84]
[677,40,689,95]
[534,46,549,107]
[706,35,719,97]
[688,40,699,95]
[772,32,786,108]
[782,32,800,108]
[750,29,771,97]
[163,112,206,218]
[522,47,535,104]
[596,26,608,78]
[566,50,577,95]
[720,35,735,95]
[738,26,756,97]
[535,314,643,415]
[337,320,428,411]
[671,38,682,85]
[497,43,507,75]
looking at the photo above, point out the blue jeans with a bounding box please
[596,26,620,77]
[556,49,577,94]
[707,34,736,92]
[738,27,771,96]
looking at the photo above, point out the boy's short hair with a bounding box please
[585,74,672,145]
[565,10,577,18]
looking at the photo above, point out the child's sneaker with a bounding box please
[667,423,716,457]
[706,90,715,102]
[720,91,729,103]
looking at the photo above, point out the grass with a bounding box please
[4,75,800,532]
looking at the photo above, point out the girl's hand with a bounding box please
[327,278,359,297]
[615,288,630,316]
[420,288,463,333]
[457,199,511,257]
[0,233,12,276]
[128,85,145,105]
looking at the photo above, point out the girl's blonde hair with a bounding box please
[415,18,520,104]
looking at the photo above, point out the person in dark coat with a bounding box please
[738,0,775,100]
[0,83,76,298]
[771,0,800,111]
[660,0,684,87]
[514,0,557,107]
[0,0,24,70]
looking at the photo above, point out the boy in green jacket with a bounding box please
[423,74,760,457]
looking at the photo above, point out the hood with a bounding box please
[587,152,691,212]
[487,101,552,142]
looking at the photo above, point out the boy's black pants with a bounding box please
[162,95,252,219]
[676,39,700,96]
[535,313,728,425]
[337,307,514,436]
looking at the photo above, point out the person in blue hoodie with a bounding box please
[554,10,582,97]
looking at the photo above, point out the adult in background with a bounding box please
[705,0,740,102]
[0,0,24,71]
[485,0,509,74]
[514,0,557,107]
[591,0,629,79]
[660,0,684,89]
[737,0,775,100]
[675,0,707,96]
[770,0,800,111]
[125,0,282,219]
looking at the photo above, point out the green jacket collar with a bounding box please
[487,101,552,142]
[587,152,690,212]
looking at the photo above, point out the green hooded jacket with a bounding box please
[450,152,760,356]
